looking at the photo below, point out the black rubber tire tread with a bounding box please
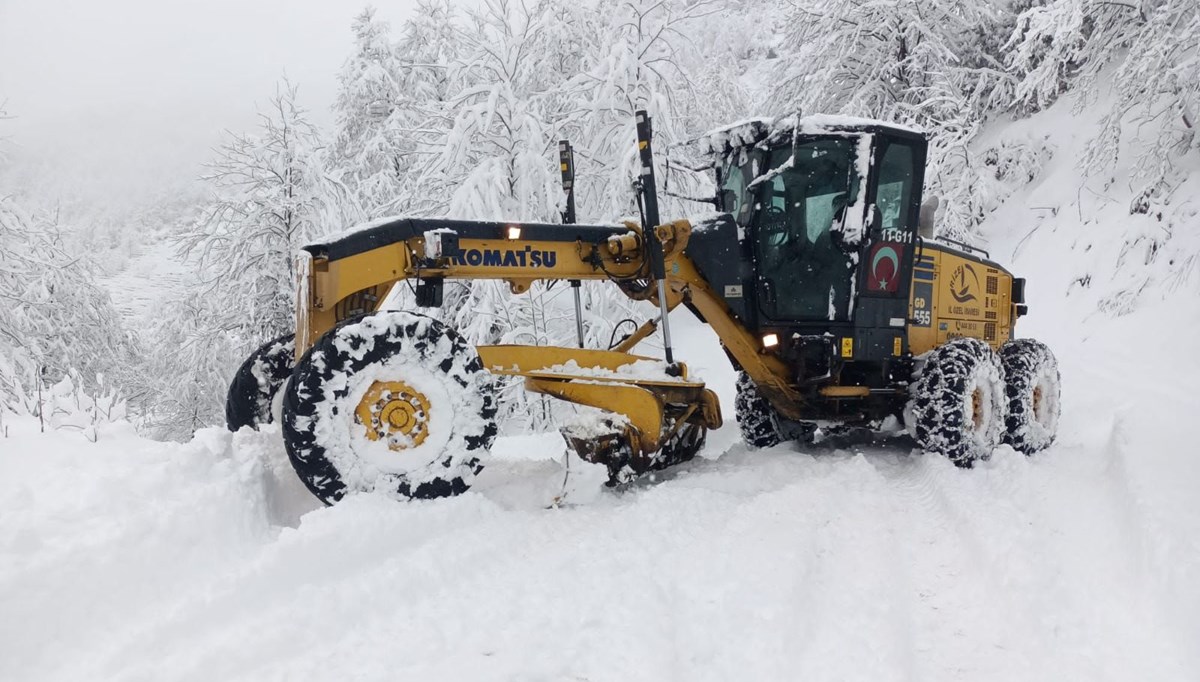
[281,311,498,505]
[1000,338,1061,454]
[734,371,785,449]
[225,333,295,432]
[908,337,1005,466]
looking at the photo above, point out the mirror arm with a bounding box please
[661,189,720,206]
[665,158,715,173]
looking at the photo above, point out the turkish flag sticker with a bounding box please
[867,242,905,293]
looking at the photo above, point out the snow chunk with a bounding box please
[538,359,696,384]
[315,214,409,244]
[795,114,921,135]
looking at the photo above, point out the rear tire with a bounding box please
[1000,338,1061,454]
[225,333,295,431]
[281,311,498,505]
[908,337,1005,466]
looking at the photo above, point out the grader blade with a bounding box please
[561,415,707,486]
[476,345,722,486]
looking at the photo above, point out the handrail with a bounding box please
[933,235,989,259]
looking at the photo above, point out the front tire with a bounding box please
[1000,338,1061,454]
[281,311,498,504]
[908,337,1005,466]
[734,372,815,448]
[225,333,295,431]
[734,372,784,448]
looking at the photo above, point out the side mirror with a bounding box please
[718,189,738,212]
[918,195,940,238]
[758,278,776,307]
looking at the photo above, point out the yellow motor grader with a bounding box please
[226,112,1061,504]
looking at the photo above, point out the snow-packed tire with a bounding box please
[225,333,295,431]
[734,371,785,448]
[1000,338,1061,454]
[907,337,1005,466]
[281,311,498,504]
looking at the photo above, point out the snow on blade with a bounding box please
[536,358,696,383]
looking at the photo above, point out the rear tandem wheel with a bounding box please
[225,333,295,432]
[907,337,1006,466]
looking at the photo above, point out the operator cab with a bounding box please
[721,135,861,322]
[705,116,927,330]
[686,116,927,386]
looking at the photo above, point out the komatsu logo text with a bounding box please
[448,246,558,268]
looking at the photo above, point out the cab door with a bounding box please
[856,133,928,359]
[750,136,865,324]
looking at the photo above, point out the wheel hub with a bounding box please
[971,387,986,432]
[1032,383,1047,425]
[355,380,431,450]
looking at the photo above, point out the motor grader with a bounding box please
[227,111,1061,505]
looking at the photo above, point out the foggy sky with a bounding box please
[0,0,418,200]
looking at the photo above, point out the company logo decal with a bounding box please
[448,247,558,268]
[867,242,904,293]
[950,263,980,303]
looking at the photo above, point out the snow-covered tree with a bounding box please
[145,82,357,438]
[567,0,723,220]
[184,81,355,343]
[331,2,463,216]
[415,0,585,222]
[332,7,407,213]
[1088,1,1200,199]
[1006,1,1199,201]
[769,0,1016,238]
[1005,0,1142,112]
[0,197,138,413]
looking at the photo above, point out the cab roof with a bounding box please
[698,115,924,157]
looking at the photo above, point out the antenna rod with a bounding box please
[634,110,675,365]
[560,140,585,349]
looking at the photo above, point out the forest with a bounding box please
[1,0,1197,439]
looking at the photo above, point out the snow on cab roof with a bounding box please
[698,115,922,156]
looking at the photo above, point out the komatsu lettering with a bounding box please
[448,246,558,268]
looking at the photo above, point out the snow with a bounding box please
[4,269,1200,680]
[794,113,921,135]
[7,26,1200,681]
[536,358,695,384]
[699,115,921,156]
[312,213,409,245]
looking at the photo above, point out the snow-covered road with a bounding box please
[3,297,1198,681]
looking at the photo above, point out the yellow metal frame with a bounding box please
[907,244,1013,355]
[294,219,763,455]
[295,215,1021,447]
[295,218,823,442]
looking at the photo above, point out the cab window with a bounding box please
[874,141,917,241]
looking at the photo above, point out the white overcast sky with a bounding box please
[0,0,419,193]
